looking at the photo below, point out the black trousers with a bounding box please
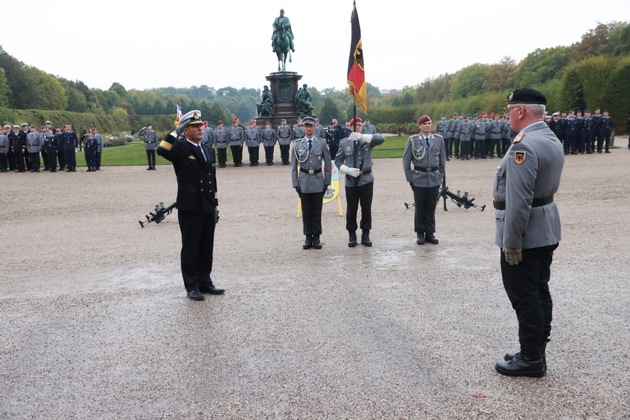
[300,191,324,236]
[46,149,57,171]
[146,150,156,168]
[217,148,227,166]
[178,210,216,292]
[0,153,6,171]
[96,151,102,169]
[279,144,290,164]
[501,243,558,343]
[413,185,439,234]
[29,152,40,171]
[460,141,471,158]
[15,150,25,171]
[345,182,374,232]
[230,145,243,165]
[264,145,275,163]
[248,146,259,164]
[64,149,76,170]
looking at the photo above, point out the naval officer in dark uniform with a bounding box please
[157,110,224,301]
[291,116,331,250]
[493,88,564,377]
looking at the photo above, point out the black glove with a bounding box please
[323,185,329,194]
[295,187,302,197]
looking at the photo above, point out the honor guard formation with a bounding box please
[0,121,103,173]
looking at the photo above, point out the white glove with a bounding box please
[339,164,361,177]
[504,247,522,266]
[361,134,373,143]
[348,132,362,141]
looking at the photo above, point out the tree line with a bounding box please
[0,21,628,134]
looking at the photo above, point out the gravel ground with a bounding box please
[1,142,629,418]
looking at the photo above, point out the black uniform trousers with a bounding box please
[0,153,7,171]
[412,185,439,235]
[64,148,76,170]
[217,147,227,166]
[500,243,558,343]
[279,144,290,164]
[264,145,275,164]
[29,152,40,171]
[248,146,259,165]
[178,210,216,292]
[300,191,324,236]
[46,148,57,171]
[146,150,156,168]
[230,145,243,165]
[345,182,374,232]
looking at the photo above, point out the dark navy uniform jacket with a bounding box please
[157,133,218,214]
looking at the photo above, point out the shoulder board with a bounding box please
[512,132,525,144]
[433,133,443,139]
[410,134,420,140]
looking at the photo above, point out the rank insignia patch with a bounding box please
[514,151,526,165]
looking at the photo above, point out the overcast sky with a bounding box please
[2,0,629,92]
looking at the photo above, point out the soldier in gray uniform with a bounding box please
[213,120,229,168]
[0,126,9,172]
[493,88,564,378]
[277,118,294,165]
[473,116,489,159]
[245,119,261,166]
[261,122,277,165]
[445,113,458,160]
[291,116,331,250]
[293,118,305,140]
[201,121,214,147]
[228,117,245,167]
[403,115,446,245]
[361,118,377,135]
[436,114,448,146]
[335,116,385,247]
[314,118,325,139]
[139,124,158,170]
[26,125,42,172]
[500,115,512,157]
[488,114,503,158]
[457,115,473,160]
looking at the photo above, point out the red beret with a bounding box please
[418,115,431,125]
[232,118,238,124]
[249,119,256,125]
[349,117,362,126]
[218,120,223,124]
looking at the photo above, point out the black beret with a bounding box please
[507,88,547,105]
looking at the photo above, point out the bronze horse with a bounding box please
[275,25,292,72]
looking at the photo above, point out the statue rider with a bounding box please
[257,85,274,117]
[272,9,295,53]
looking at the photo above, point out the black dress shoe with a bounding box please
[416,233,425,245]
[187,290,204,301]
[200,287,225,295]
[348,231,357,247]
[425,233,439,244]
[361,230,372,247]
[303,235,313,249]
[313,235,322,249]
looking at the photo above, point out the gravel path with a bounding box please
[1,144,628,418]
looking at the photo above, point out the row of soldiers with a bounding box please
[435,108,616,160]
[0,122,104,173]
[180,117,377,168]
[546,108,614,154]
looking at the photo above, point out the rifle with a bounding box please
[404,176,486,211]
[439,174,485,211]
[139,202,177,227]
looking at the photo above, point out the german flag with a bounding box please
[347,1,367,114]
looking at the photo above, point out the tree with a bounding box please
[0,68,11,107]
[319,97,341,123]
[483,57,515,92]
[27,68,67,110]
[450,64,490,99]
[512,47,570,87]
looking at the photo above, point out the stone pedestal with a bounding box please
[255,72,302,127]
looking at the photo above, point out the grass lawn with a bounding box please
[76,137,410,167]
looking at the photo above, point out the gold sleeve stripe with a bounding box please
[159,140,173,151]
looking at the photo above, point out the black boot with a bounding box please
[348,231,357,247]
[313,235,322,249]
[303,235,313,250]
[361,230,372,247]
[495,341,545,377]
[505,341,547,371]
